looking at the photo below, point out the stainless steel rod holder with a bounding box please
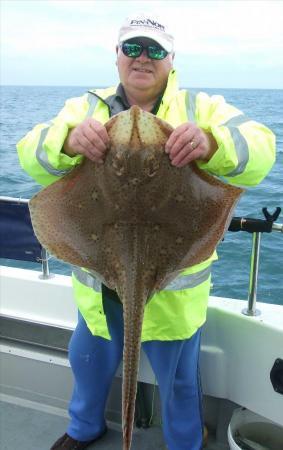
[242,232,261,316]
[39,248,53,279]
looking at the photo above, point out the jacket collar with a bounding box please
[162,69,179,104]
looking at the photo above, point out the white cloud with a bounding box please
[167,1,283,56]
[1,0,283,87]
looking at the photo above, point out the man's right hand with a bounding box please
[63,118,110,163]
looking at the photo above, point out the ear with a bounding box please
[115,45,119,66]
[169,52,175,69]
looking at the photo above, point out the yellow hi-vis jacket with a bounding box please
[17,69,276,341]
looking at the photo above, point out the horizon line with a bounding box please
[1,84,283,90]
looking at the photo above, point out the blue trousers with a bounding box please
[67,297,203,450]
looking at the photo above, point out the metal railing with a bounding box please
[229,207,282,315]
[0,196,282,315]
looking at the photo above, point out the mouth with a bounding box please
[132,67,153,74]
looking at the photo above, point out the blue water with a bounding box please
[0,86,282,305]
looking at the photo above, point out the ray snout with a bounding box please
[106,106,173,150]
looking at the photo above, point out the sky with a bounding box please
[1,0,283,89]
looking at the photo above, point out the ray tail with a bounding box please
[116,227,155,450]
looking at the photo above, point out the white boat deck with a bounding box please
[0,398,228,450]
[1,399,165,450]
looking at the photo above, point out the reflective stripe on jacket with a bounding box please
[17,69,276,341]
[71,263,212,341]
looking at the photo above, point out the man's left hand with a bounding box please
[165,122,218,168]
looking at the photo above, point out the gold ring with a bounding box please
[190,140,197,150]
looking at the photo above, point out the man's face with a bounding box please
[116,37,174,96]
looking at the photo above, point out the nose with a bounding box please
[135,49,150,62]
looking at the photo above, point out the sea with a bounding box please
[0,86,282,305]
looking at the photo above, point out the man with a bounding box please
[17,13,275,450]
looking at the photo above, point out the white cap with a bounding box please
[118,13,174,53]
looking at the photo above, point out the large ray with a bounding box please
[29,106,243,450]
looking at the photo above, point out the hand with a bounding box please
[165,122,218,168]
[63,118,110,163]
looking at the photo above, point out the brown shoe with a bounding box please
[202,425,209,448]
[50,428,107,449]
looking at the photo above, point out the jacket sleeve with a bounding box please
[195,92,276,187]
[17,93,94,186]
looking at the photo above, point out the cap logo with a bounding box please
[130,18,165,32]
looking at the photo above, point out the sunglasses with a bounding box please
[120,41,168,60]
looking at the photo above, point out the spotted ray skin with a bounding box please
[29,106,244,450]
